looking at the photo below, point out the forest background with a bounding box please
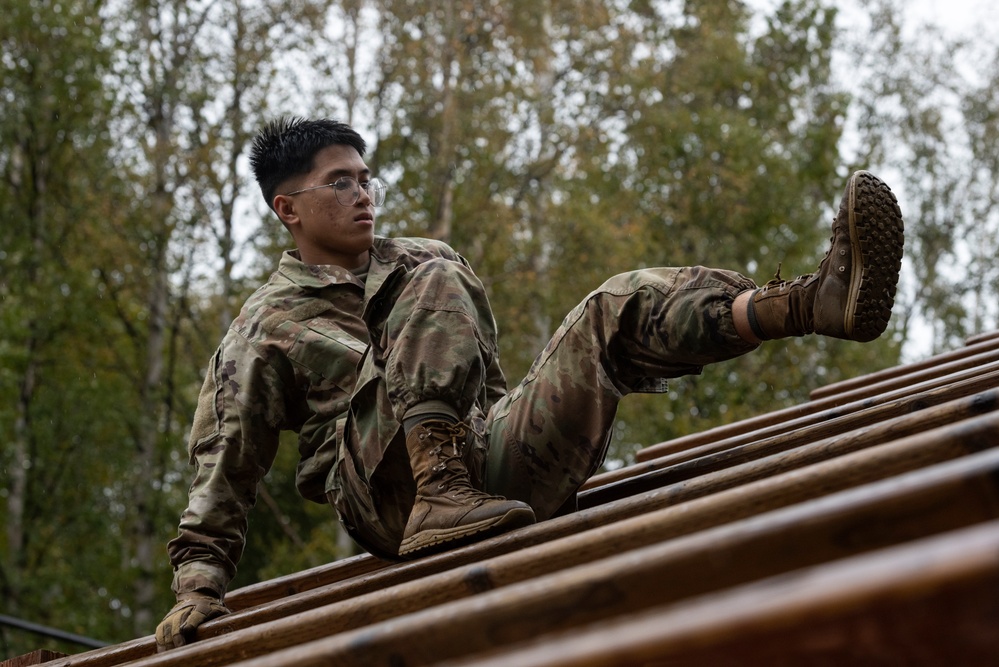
[3,0,998,656]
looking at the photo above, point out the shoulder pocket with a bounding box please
[289,322,367,389]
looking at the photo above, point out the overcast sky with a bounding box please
[906,0,999,37]
[749,0,999,43]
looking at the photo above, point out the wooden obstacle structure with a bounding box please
[9,331,999,666]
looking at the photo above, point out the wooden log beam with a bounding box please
[46,401,999,667]
[0,650,69,667]
[581,386,999,508]
[215,446,999,667]
[224,553,386,612]
[966,330,999,345]
[439,520,999,667]
[612,364,999,481]
[630,351,999,464]
[809,329,999,401]
[81,414,999,667]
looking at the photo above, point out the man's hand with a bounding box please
[154,592,230,652]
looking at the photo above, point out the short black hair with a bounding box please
[249,117,367,210]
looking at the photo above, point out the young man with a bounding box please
[155,117,904,650]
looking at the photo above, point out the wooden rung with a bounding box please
[47,406,999,667]
[616,363,999,481]
[218,448,999,667]
[0,650,68,667]
[809,331,999,401]
[440,520,999,667]
[582,388,999,508]
[131,440,999,667]
[107,412,999,666]
[632,351,999,463]
[608,368,999,492]
[967,329,999,346]
[225,553,386,612]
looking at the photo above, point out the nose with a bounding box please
[356,183,372,206]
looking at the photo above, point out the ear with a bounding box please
[272,194,300,228]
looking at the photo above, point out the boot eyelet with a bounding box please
[838,265,846,272]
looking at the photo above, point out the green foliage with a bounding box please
[0,0,135,655]
[0,0,986,657]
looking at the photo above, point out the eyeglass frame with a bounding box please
[283,176,387,207]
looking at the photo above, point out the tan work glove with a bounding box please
[154,591,230,652]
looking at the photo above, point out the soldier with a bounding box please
[155,117,904,650]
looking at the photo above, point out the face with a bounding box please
[272,144,376,269]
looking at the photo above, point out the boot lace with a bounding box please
[425,422,495,502]
[759,224,841,295]
[758,262,814,293]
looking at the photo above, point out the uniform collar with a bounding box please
[277,238,406,292]
[277,249,365,289]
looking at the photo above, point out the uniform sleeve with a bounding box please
[167,331,287,598]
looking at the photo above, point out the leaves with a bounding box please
[1,0,992,655]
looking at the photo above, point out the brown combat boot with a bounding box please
[399,419,536,558]
[748,170,904,342]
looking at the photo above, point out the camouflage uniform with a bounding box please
[167,236,757,594]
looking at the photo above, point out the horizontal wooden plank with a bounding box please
[582,388,999,508]
[966,330,999,345]
[809,329,999,401]
[440,520,999,667]
[0,650,68,667]
[48,407,999,667]
[629,348,999,464]
[224,553,386,612]
[196,445,999,667]
[44,335,999,667]
[611,363,999,482]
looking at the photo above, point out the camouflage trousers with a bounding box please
[328,260,759,559]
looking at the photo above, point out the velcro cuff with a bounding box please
[172,560,230,600]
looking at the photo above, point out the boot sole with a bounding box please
[398,507,536,558]
[844,171,905,342]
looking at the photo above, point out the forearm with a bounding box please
[168,337,285,598]
[167,443,257,598]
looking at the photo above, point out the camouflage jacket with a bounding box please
[166,236,507,598]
